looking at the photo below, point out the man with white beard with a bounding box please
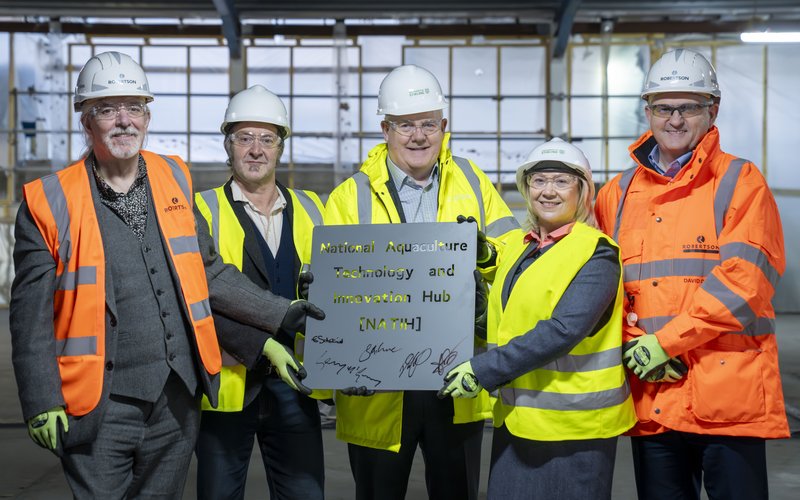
[9,51,325,498]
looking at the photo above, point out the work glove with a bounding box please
[280,299,326,336]
[297,271,314,301]
[27,406,68,450]
[474,270,488,341]
[339,386,375,396]
[456,215,495,266]
[262,338,312,395]
[646,357,689,383]
[437,361,481,399]
[622,334,671,381]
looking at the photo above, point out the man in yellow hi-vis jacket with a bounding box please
[326,64,519,500]
[194,85,328,500]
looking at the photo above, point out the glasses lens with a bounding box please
[231,133,281,149]
[93,103,146,120]
[125,104,146,118]
[390,120,441,137]
[650,103,709,118]
[528,175,577,190]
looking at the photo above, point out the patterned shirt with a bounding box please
[91,154,149,241]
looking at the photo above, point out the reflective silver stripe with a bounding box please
[702,273,758,330]
[452,156,486,231]
[160,155,192,203]
[624,257,719,283]
[56,266,97,291]
[170,235,200,256]
[190,298,212,322]
[638,314,775,337]
[499,380,630,411]
[720,242,780,289]
[485,216,520,239]
[474,345,487,355]
[300,263,311,273]
[612,167,637,242]
[41,174,72,265]
[293,190,324,226]
[56,336,97,356]
[198,189,221,252]
[713,158,746,238]
[296,337,305,359]
[539,346,622,373]
[353,172,372,224]
[638,316,674,334]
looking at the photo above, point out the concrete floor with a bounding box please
[1,309,798,499]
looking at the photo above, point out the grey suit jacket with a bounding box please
[9,157,291,447]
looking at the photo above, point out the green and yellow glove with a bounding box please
[262,338,312,395]
[623,334,671,381]
[27,406,68,450]
[437,361,481,399]
[646,357,689,383]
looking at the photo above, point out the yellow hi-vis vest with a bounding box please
[195,182,326,411]
[488,222,636,441]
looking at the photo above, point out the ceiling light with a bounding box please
[740,31,800,43]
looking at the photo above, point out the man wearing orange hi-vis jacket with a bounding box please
[595,48,788,500]
[9,51,324,498]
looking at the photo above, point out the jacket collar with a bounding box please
[629,126,721,181]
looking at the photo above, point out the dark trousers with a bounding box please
[347,390,484,500]
[196,375,324,500]
[487,424,617,499]
[631,431,768,500]
[61,373,199,499]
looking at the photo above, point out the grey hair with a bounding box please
[77,100,150,159]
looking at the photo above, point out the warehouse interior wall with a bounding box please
[1,31,798,311]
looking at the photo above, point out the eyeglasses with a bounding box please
[526,174,579,191]
[648,103,712,118]
[91,102,147,120]
[229,133,282,149]
[385,120,443,137]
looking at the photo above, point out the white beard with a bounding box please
[99,126,144,160]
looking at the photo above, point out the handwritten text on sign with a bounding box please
[303,222,477,390]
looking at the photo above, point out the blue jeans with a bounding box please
[196,375,324,500]
[630,431,768,500]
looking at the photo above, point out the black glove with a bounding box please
[280,300,326,336]
[339,386,375,396]
[457,215,495,265]
[474,270,488,341]
[297,271,314,300]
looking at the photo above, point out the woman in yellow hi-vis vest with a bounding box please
[440,138,636,499]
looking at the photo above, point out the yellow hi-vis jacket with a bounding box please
[325,135,520,452]
[195,181,327,411]
[489,223,636,441]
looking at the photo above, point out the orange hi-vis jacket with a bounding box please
[595,126,789,439]
[22,151,222,416]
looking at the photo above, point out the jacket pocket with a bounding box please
[689,348,766,423]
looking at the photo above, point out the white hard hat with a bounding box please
[221,85,291,137]
[515,138,592,194]
[641,49,721,100]
[376,65,448,116]
[74,51,154,112]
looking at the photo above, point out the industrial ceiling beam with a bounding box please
[553,0,582,59]
[211,0,241,58]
